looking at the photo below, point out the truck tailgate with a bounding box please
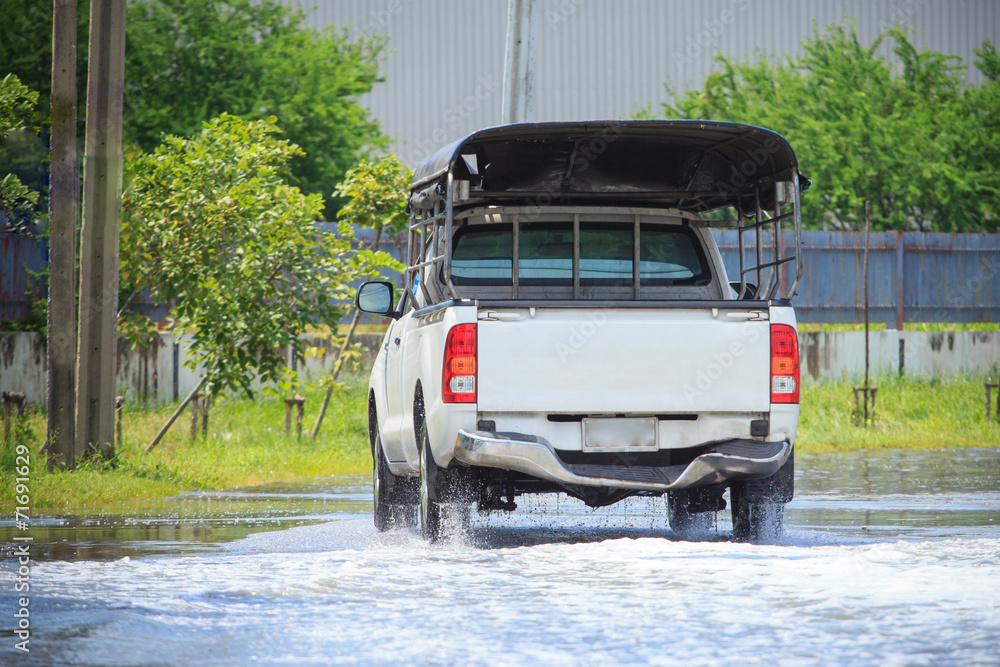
[477,308,770,413]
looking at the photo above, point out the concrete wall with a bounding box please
[3,329,998,406]
[0,332,46,404]
[0,331,386,406]
[800,330,1000,381]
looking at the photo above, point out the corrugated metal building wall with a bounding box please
[291,0,1000,165]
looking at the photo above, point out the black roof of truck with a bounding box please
[410,120,805,216]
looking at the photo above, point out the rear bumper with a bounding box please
[454,430,790,492]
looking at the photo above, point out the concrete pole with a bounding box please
[47,0,79,470]
[501,0,538,124]
[76,0,126,460]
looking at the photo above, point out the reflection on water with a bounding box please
[788,447,999,539]
[1,448,998,560]
[0,478,371,561]
[2,448,996,561]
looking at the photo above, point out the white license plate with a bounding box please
[582,417,657,452]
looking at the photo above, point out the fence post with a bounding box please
[987,380,999,421]
[895,231,905,330]
[190,391,203,440]
[115,396,124,447]
[2,394,9,445]
[2,392,27,445]
[201,395,209,437]
[853,202,877,427]
[285,396,305,439]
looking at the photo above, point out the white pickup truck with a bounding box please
[356,121,807,542]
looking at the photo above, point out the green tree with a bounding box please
[0,74,39,233]
[0,0,388,220]
[309,154,410,437]
[0,0,88,115]
[656,24,998,232]
[0,75,40,142]
[124,0,388,219]
[121,114,395,396]
[0,0,88,217]
[964,42,1000,224]
[334,154,413,246]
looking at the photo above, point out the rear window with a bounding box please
[451,222,710,287]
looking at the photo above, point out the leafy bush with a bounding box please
[654,24,999,232]
[121,115,396,395]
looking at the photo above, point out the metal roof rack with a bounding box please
[403,121,807,307]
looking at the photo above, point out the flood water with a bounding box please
[2,448,998,666]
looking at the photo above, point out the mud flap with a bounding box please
[742,449,794,504]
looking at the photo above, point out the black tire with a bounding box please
[418,430,446,541]
[731,448,794,543]
[418,428,474,541]
[730,482,784,542]
[373,432,416,531]
[370,395,415,531]
[414,386,447,542]
[414,387,471,542]
[667,491,715,537]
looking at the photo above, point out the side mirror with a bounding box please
[356,281,396,317]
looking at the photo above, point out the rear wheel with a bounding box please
[373,433,416,531]
[418,432,445,541]
[730,482,784,542]
[667,491,715,538]
[418,428,474,541]
[730,450,794,543]
[414,388,470,542]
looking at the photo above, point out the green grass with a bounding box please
[797,374,1000,451]
[3,373,998,514]
[1,376,371,513]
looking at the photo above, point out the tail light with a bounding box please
[770,324,799,404]
[443,323,477,403]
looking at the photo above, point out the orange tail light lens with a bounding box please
[770,324,799,404]
[443,323,477,403]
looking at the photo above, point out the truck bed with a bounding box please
[477,306,771,414]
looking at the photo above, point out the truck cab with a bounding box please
[356,120,807,542]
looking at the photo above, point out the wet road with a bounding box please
[2,448,998,666]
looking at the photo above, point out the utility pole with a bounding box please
[47,0,79,470]
[76,0,126,460]
[502,0,538,124]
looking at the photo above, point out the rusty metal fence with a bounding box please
[713,230,1000,326]
[3,230,1000,326]
[0,233,47,322]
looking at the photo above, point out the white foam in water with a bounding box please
[5,508,999,667]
